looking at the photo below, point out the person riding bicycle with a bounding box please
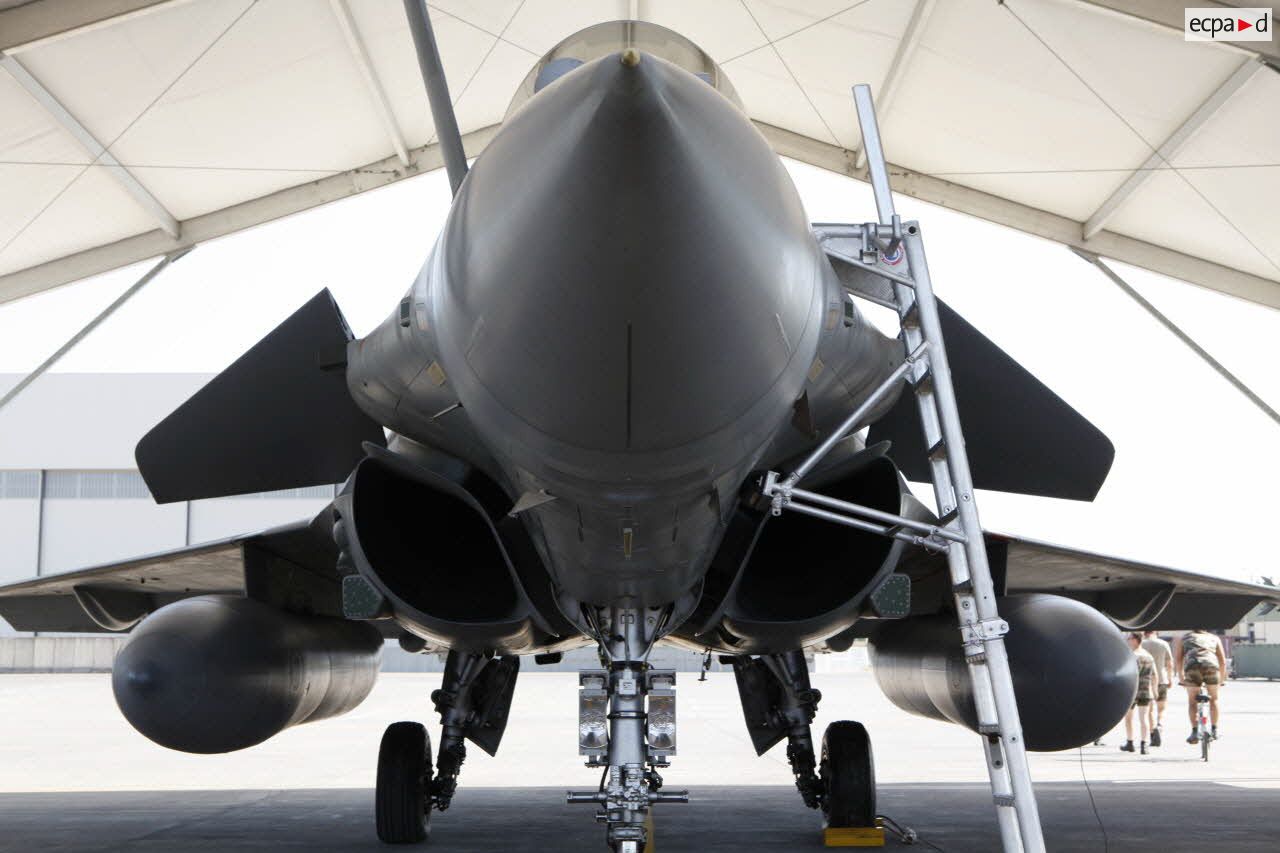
[1120,632,1156,755]
[1175,629,1227,744]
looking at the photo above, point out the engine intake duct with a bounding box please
[112,595,382,754]
[868,594,1136,751]
[336,450,549,653]
[683,455,911,653]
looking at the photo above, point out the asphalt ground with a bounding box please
[1,670,1277,851]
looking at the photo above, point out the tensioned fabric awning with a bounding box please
[1,0,1277,307]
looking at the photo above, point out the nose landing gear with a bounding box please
[567,605,687,852]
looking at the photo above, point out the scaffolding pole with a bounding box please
[0,249,190,414]
[1072,247,1280,429]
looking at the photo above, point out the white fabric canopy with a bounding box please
[1,0,1277,306]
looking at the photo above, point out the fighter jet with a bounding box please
[2,13,1276,853]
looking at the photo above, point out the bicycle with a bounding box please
[1193,687,1212,762]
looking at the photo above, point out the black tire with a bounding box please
[376,721,433,844]
[821,720,876,828]
[1201,732,1210,762]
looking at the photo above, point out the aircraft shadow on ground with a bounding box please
[0,782,1275,852]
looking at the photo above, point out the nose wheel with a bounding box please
[820,720,876,829]
[376,721,433,844]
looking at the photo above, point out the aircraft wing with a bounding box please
[0,512,344,633]
[987,533,1280,631]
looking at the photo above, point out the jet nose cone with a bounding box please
[438,51,822,458]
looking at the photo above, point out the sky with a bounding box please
[0,159,1277,584]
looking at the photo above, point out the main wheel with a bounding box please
[1201,731,1210,762]
[820,721,876,828]
[376,721,433,843]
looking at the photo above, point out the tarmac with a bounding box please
[1,669,1277,852]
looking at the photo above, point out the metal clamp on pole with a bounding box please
[820,243,917,288]
[961,619,1010,645]
[852,84,902,250]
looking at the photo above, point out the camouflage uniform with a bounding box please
[1133,647,1156,707]
[1142,635,1173,701]
[1181,631,1222,686]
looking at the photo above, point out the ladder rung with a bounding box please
[937,506,959,526]
[993,795,1016,808]
[953,578,973,594]
[927,439,947,461]
[910,368,933,391]
[900,300,920,328]
[978,723,1001,735]
[966,652,987,665]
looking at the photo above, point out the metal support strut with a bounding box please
[420,648,519,815]
[402,0,468,196]
[0,249,191,414]
[761,651,826,811]
[761,84,1047,852]
[430,650,486,811]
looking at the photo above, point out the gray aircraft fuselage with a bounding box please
[346,52,902,614]
[69,37,1142,785]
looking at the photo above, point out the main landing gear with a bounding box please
[567,605,688,853]
[375,648,520,844]
[728,650,876,830]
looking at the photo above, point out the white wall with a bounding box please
[0,472,42,636]
[0,499,39,583]
[0,374,210,469]
[39,498,187,575]
[0,470,333,639]
[188,493,333,544]
[0,636,126,671]
[0,375,337,648]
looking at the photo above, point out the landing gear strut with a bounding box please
[375,648,520,844]
[764,650,827,810]
[729,650,876,828]
[568,605,687,853]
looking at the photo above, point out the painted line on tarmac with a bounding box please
[1107,778,1280,785]
[1212,780,1280,789]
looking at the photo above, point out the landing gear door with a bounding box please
[646,671,677,758]
[579,671,609,757]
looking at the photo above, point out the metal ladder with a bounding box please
[760,84,1047,853]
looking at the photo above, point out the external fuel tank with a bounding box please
[113,596,382,754]
[869,594,1137,751]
